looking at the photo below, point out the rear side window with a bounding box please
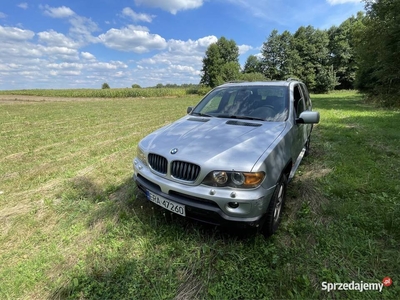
[300,83,311,110]
[293,85,305,118]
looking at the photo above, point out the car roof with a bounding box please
[218,80,301,88]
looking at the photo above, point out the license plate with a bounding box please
[146,190,186,217]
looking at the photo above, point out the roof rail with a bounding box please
[286,77,300,82]
[225,80,246,84]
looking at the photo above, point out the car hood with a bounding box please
[140,116,286,171]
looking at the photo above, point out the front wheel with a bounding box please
[261,174,287,237]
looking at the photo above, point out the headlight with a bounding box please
[231,172,245,185]
[203,171,265,188]
[136,146,147,164]
[213,171,228,184]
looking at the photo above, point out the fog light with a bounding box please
[228,202,239,208]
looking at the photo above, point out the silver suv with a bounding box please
[133,80,320,235]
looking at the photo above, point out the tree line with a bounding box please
[200,0,399,106]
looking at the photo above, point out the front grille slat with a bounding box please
[183,163,188,178]
[148,153,200,182]
[148,153,168,174]
[171,160,200,182]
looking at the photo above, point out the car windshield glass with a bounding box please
[192,86,289,122]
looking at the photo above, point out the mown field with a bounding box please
[0,91,399,299]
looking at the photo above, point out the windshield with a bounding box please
[192,86,289,121]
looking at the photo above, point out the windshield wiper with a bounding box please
[216,114,265,121]
[191,112,214,117]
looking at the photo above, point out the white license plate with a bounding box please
[146,190,186,217]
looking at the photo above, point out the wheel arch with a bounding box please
[282,159,292,182]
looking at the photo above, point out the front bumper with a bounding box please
[133,158,275,227]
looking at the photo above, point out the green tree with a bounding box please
[102,82,110,89]
[293,26,337,92]
[243,55,262,74]
[132,84,141,88]
[261,30,282,80]
[200,37,240,87]
[328,13,363,90]
[261,30,299,81]
[355,0,400,105]
[240,72,266,82]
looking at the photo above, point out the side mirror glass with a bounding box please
[187,106,193,114]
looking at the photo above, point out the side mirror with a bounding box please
[296,111,320,124]
[187,106,193,114]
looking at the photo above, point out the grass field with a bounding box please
[0,92,399,299]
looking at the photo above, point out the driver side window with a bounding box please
[293,85,305,118]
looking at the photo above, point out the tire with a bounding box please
[261,174,288,237]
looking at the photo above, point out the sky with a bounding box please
[0,0,365,90]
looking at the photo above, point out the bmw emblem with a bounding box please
[170,148,178,155]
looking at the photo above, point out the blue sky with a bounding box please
[0,0,364,90]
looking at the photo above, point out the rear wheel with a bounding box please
[261,174,287,237]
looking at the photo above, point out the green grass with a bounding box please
[0,92,399,299]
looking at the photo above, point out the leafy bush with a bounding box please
[102,83,110,89]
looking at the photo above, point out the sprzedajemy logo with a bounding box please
[321,277,392,293]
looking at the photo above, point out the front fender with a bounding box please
[253,132,292,190]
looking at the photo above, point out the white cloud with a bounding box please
[99,25,167,53]
[167,35,217,54]
[0,63,20,71]
[122,7,154,23]
[18,3,28,9]
[0,43,42,58]
[41,6,99,46]
[0,25,35,41]
[0,11,130,89]
[81,52,96,60]
[0,12,7,18]
[42,5,75,18]
[0,5,219,89]
[68,15,100,44]
[38,30,79,48]
[197,36,219,48]
[49,70,81,76]
[88,61,128,70]
[112,71,129,78]
[238,44,253,55]
[47,62,84,70]
[40,46,79,61]
[133,35,219,85]
[327,0,361,4]
[134,0,204,14]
